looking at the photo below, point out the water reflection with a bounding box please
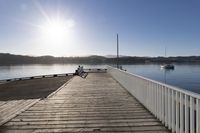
[161,68,174,84]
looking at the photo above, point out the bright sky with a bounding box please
[0,0,200,57]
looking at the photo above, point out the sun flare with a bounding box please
[40,19,75,44]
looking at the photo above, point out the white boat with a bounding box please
[160,47,175,69]
[160,64,174,69]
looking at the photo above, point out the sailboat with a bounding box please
[160,64,174,69]
[160,48,175,69]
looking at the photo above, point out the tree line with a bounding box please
[1,53,200,65]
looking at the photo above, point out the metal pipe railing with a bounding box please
[107,66,200,133]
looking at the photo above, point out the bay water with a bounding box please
[0,64,200,94]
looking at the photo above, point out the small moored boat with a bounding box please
[160,64,175,69]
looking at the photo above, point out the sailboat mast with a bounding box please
[117,34,119,68]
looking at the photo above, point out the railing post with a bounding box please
[180,93,184,133]
[159,85,162,120]
[146,81,149,109]
[149,81,152,111]
[150,82,153,113]
[152,83,155,115]
[197,99,200,133]
[168,88,171,129]
[165,87,168,126]
[161,86,165,124]
[172,90,175,132]
[190,96,194,133]
[176,91,180,133]
[156,84,159,118]
[185,94,189,133]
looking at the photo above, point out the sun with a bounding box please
[40,19,75,44]
[42,21,65,42]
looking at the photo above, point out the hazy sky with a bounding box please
[0,0,200,57]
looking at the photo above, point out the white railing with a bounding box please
[107,66,200,133]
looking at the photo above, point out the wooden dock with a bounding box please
[0,99,39,126]
[0,73,170,133]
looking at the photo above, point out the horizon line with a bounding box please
[1,53,200,58]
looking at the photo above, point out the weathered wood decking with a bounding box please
[0,99,39,126]
[0,73,170,133]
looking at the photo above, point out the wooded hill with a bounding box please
[1,53,200,65]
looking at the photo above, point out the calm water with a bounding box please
[123,64,200,94]
[0,64,106,80]
[0,64,200,94]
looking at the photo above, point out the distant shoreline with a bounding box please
[1,53,200,65]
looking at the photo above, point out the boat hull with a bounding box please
[161,64,175,69]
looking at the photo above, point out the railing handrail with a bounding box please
[108,65,200,99]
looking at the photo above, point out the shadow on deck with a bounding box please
[0,76,72,101]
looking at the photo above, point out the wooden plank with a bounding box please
[10,116,155,122]
[0,101,6,106]
[6,119,159,126]
[0,99,39,126]
[2,121,163,129]
[13,113,154,121]
[1,125,169,133]
[1,100,33,116]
